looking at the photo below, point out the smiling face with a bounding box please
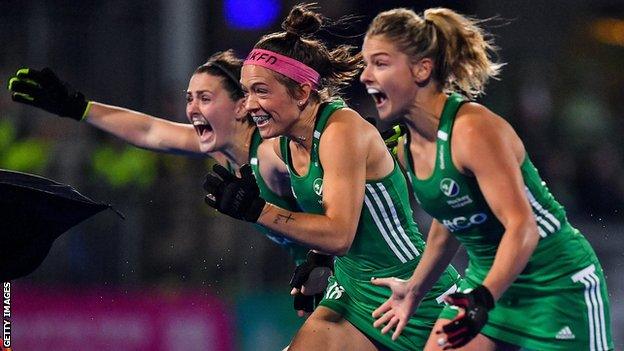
[360,35,419,124]
[185,72,242,153]
[240,64,301,139]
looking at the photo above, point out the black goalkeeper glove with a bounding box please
[8,67,89,121]
[438,285,495,349]
[203,164,265,222]
[290,250,334,312]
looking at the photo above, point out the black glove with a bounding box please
[293,292,325,313]
[8,67,89,120]
[290,250,334,312]
[439,285,495,349]
[203,164,265,222]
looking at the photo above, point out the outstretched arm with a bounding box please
[85,102,202,155]
[8,67,203,155]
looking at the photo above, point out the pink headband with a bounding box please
[243,49,320,89]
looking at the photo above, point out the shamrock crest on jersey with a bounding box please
[313,178,323,196]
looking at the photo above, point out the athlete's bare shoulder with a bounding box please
[452,102,525,170]
[322,107,379,144]
[453,102,517,142]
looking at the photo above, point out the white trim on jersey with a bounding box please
[437,130,449,141]
[525,187,561,238]
[571,264,609,351]
[364,195,407,263]
[377,183,420,257]
[365,183,420,262]
[435,283,458,304]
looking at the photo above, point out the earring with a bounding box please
[298,100,304,106]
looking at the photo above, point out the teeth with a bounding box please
[252,115,271,124]
[192,119,212,137]
[367,88,387,105]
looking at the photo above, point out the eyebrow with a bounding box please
[185,89,214,95]
[245,81,269,91]
[362,52,390,64]
[369,52,390,59]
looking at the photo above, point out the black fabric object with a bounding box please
[289,250,334,289]
[293,292,325,313]
[0,169,118,281]
[290,251,334,313]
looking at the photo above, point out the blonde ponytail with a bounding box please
[367,8,504,98]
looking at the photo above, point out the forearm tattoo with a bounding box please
[274,212,295,224]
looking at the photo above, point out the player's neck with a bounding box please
[287,102,320,151]
[223,124,255,169]
[405,90,447,142]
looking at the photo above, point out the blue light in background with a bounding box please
[224,0,281,30]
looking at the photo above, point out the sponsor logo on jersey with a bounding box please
[441,212,488,232]
[438,145,446,170]
[555,326,575,340]
[313,178,323,196]
[440,178,460,197]
[446,194,473,208]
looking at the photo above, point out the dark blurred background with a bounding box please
[1,0,622,350]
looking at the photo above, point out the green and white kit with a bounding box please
[280,99,461,350]
[402,93,613,351]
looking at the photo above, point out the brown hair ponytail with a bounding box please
[253,3,363,102]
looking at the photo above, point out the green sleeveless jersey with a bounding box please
[404,93,582,288]
[247,129,308,264]
[280,99,458,281]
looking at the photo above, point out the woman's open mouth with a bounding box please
[252,114,272,128]
[192,119,214,139]
[367,88,388,108]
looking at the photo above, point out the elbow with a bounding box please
[526,224,540,250]
[522,218,540,246]
[327,228,355,256]
[331,240,351,256]
[508,218,540,250]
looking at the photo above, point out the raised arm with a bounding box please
[8,67,202,155]
[85,102,201,155]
